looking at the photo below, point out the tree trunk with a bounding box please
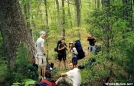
[67,0,73,28]
[74,0,81,27]
[97,0,100,9]
[0,0,35,70]
[23,0,30,29]
[56,0,62,36]
[74,0,81,40]
[44,0,49,58]
[62,0,65,37]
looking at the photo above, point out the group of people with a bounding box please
[35,31,81,86]
[34,30,99,86]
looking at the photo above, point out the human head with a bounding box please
[68,62,75,70]
[69,42,74,48]
[39,30,46,38]
[61,38,65,44]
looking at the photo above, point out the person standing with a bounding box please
[35,30,47,80]
[57,38,67,70]
[56,62,81,86]
[87,34,96,54]
[69,42,78,67]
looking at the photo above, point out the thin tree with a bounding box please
[56,0,62,36]
[44,0,49,58]
[74,0,81,40]
[62,0,66,37]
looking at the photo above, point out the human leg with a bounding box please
[58,53,62,69]
[36,56,42,79]
[56,77,73,86]
[63,54,67,69]
[89,46,94,54]
[42,55,47,79]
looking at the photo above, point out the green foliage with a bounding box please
[85,0,133,83]
[4,43,38,85]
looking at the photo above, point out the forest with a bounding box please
[0,0,134,86]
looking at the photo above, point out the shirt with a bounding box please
[35,37,44,55]
[87,37,96,46]
[66,68,81,86]
[71,47,78,57]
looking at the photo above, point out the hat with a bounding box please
[69,42,73,44]
[39,30,46,35]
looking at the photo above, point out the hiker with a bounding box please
[57,38,67,70]
[56,62,81,86]
[87,34,96,54]
[35,30,47,80]
[69,42,78,67]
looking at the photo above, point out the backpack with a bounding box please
[41,79,56,86]
[74,40,85,60]
[54,40,61,52]
[36,82,49,86]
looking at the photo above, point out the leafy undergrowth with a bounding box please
[0,57,7,85]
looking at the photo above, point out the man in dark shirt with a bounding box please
[57,38,67,69]
[87,34,96,54]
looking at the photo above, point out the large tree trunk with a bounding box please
[0,0,35,70]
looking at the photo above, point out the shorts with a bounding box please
[58,53,66,61]
[35,54,47,67]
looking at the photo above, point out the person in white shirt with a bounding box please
[56,62,81,86]
[69,42,78,67]
[35,31,47,80]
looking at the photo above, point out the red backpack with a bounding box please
[41,79,56,86]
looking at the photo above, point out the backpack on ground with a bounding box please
[54,40,61,52]
[36,82,49,86]
[74,40,85,60]
[41,79,56,86]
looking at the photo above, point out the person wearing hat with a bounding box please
[69,42,78,67]
[35,30,47,80]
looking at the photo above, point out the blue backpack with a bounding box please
[36,82,49,86]
[74,40,85,60]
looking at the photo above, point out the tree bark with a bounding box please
[97,0,100,9]
[44,0,49,58]
[74,0,81,27]
[67,0,73,27]
[62,0,65,37]
[56,0,62,36]
[0,0,35,70]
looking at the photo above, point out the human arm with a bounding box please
[58,44,66,51]
[72,47,78,55]
[60,73,67,77]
